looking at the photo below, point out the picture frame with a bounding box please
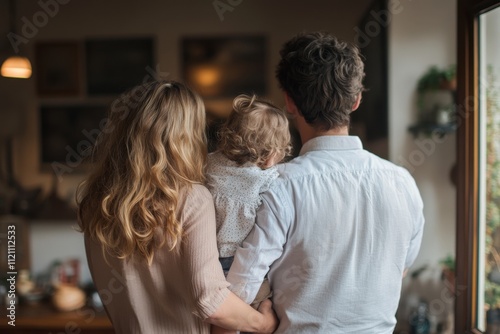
[86,37,155,96]
[38,104,108,167]
[35,42,80,96]
[182,35,267,99]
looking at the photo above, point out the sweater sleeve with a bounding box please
[181,184,231,320]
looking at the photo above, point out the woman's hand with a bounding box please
[254,299,278,334]
[206,293,278,333]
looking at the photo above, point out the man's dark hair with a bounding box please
[276,32,365,131]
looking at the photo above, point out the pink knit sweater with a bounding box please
[85,184,230,333]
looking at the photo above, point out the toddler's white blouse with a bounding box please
[206,151,279,258]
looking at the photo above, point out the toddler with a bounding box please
[206,94,291,332]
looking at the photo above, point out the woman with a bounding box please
[77,80,277,333]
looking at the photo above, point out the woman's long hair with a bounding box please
[77,80,206,265]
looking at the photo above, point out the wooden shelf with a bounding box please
[0,302,114,334]
[408,122,457,138]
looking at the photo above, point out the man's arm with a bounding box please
[405,212,425,269]
[404,177,425,270]
[227,186,292,303]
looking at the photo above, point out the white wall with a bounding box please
[29,221,90,284]
[0,0,371,284]
[389,0,457,330]
[389,0,457,269]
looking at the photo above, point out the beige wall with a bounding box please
[388,0,457,329]
[389,0,456,269]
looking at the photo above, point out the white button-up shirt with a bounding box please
[227,136,425,333]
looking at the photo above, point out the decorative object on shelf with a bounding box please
[16,269,45,305]
[409,301,431,334]
[409,65,457,137]
[51,259,86,312]
[17,270,35,296]
[52,284,86,312]
[83,282,104,311]
[0,0,32,79]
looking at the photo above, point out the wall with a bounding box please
[388,0,457,330]
[389,0,456,269]
[0,0,371,284]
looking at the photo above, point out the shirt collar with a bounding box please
[299,136,363,155]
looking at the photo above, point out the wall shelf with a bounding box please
[408,122,457,138]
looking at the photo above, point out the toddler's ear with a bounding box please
[261,152,281,169]
[262,159,274,169]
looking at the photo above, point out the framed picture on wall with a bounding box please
[35,42,80,96]
[182,35,267,99]
[85,37,155,96]
[38,104,108,167]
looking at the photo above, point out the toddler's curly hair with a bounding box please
[218,94,292,168]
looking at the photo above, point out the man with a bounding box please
[226,32,424,333]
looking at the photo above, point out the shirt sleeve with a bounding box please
[226,185,291,303]
[181,185,230,320]
[404,176,425,268]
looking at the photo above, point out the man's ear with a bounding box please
[351,93,362,112]
[284,93,299,116]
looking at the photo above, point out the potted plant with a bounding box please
[440,255,455,293]
[417,65,457,93]
[416,65,457,125]
[417,66,443,93]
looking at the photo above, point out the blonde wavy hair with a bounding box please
[77,80,206,265]
[218,94,292,168]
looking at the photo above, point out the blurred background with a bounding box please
[0,0,459,332]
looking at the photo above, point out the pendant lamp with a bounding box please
[1,0,32,79]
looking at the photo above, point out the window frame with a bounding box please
[456,0,500,332]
